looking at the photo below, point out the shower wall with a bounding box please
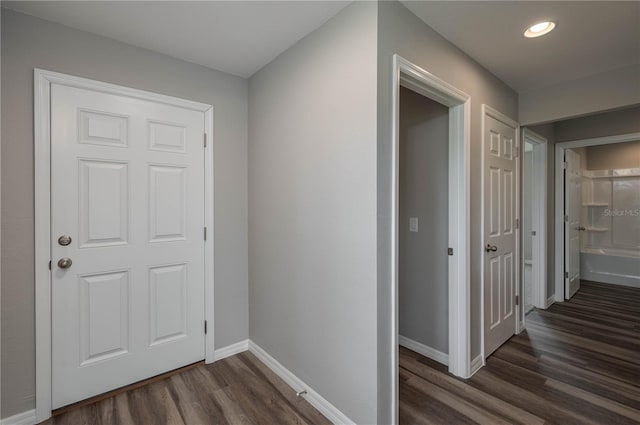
[582,168,640,252]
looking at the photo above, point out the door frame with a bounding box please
[553,131,640,302]
[480,104,521,363]
[522,128,548,310]
[389,54,471,423]
[34,69,215,422]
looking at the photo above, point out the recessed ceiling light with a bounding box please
[524,21,556,38]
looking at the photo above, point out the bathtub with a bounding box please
[581,247,640,288]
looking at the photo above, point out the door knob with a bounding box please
[577,226,586,231]
[485,244,498,252]
[57,258,73,269]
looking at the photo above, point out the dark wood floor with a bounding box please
[41,280,640,425]
[41,351,331,425]
[400,280,640,424]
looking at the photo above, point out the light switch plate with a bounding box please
[409,217,418,232]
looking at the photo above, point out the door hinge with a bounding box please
[515,218,519,229]
[564,215,569,222]
[563,161,569,169]
[447,247,454,256]
[204,133,207,148]
[48,260,52,270]
[204,227,207,241]
[515,295,519,306]
[565,271,569,278]
[515,146,520,158]
[204,320,208,335]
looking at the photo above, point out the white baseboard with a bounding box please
[469,353,484,377]
[0,410,36,425]
[214,339,249,361]
[582,270,640,288]
[545,295,555,309]
[398,335,448,366]
[248,341,354,425]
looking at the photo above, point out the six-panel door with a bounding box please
[483,114,517,358]
[51,84,205,408]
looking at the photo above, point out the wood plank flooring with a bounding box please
[400,281,640,425]
[41,351,331,425]
[40,280,640,425]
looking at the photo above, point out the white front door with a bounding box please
[564,149,582,299]
[483,110,518,357]
[51,83,206,408]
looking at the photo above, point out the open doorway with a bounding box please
[397,87,449,365]
[389,55,471,425]
[555,133,640,300]
[521,129,548,315]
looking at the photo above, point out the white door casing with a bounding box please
[522,128,548,310]
[36,70,214,421]
[47,80,208,409]
[564,149,582,299]
[482,105,519,358]
[389,55,471,425]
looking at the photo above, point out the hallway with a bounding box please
[400,281,640,424]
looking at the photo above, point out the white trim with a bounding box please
[204,107,215,364]
[522,128,548,310]
[0,410,36,425]
[214,340,249,361]
[480,104,521,362]
[398,336,448,365]
[34,68,53,422]
[554,132,640,149]
[34,69,215,422]
[582,270,640,288]
[545,295,555,309]
[248,341,354,425]
[554,144,566,302]
[554,132,640,303]
[390,55,471,425]
[469,354,484,377]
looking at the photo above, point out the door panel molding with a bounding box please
[34,69,215,422]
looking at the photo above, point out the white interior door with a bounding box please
[51,83,206,408]
[483,111,518,358]
[564,149,582,299]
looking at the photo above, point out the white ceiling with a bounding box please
[3,1,350,78]
[401,1,640,92]
[5,1,638,90]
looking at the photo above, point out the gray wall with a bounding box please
[586,141,640,170]
[398,87,448,353]
[1,10,248,418]
[248,2,378,423]
[376,3,519,421]
[519,65,640,125]
[555,105,640,142]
